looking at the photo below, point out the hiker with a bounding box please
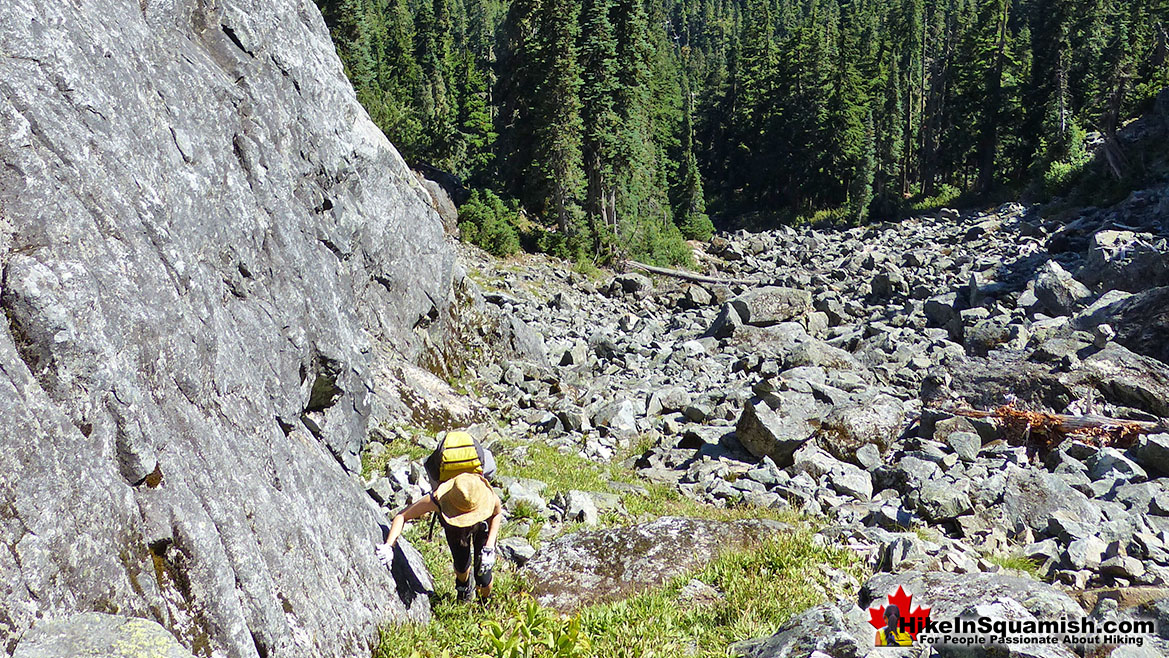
[378,472,503,602]
[874,605,912,646]
[422,430,496,487]
[377,431,501,602]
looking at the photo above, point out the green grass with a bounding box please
[376,526,865,658]
[499,442,620,499]
[497,441,797,526]
[361,426,434,479]
[987,553,1041,579]
[372,433,865,658]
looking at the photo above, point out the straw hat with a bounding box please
[434,473,496,527]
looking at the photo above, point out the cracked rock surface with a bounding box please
[0,0,457,655]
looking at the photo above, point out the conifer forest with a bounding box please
[316,0,1169,264]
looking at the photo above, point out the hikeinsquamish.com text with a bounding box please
[911,616,1156,648]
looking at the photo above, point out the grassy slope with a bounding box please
[370,437,867,658]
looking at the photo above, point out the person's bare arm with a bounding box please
[385,496,438,547]
[484,499,504,549]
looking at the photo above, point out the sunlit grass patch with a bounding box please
[987,553,1041,579]
[375,527,866,658]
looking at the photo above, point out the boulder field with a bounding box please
[367,190,1169,656]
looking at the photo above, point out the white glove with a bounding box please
[376,542,394,568]
[478,546,496,574]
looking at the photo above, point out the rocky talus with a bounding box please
[0,0,470,655]
[368,188,1169,656]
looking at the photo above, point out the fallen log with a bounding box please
[625,260,762,287]
[938,404,1167,454]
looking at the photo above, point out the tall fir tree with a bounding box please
[579,0,621,253]
[533,0,587,242]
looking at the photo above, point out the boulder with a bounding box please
[647,388,693,416]
[965,315,1018,356]
[554,490,600,526]
[593,399,640,434]
[1063,343,1169,417]
[505,314,550,365]
[925,293,960,328]
[707,303,745,339]
[871,266,908,298]
[744,571,1085,658]
[614,273,653,294]
[1034,260,1093,316]
[736,397,818,466]
[504,478,550,515]
[524,516,785,610]
[790,444,873,501]
[917,481,974,522]
[814,396,905,463]
[12,613,195,658]
[728,287,814,327]
[1076,287,1169,365]
[1000,469,1104,535]
[949,352,1074,412]
[946,431,981,462]
[0,0,450,653]
[1079,231,1169,293]
[497,537,537,566]
[733,323,865,373]
[861,572,1084,655]
[681,284,715,308]
[1133,434,1169,476]
[1086,448,1147,483]
[828,464,875,502]
[734,601,880,658]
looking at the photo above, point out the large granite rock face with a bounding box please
[0,0,452,656]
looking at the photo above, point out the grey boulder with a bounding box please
[1034,260,1093,316]
[1079,231,1169,293]
[815,396,906,463]
[1077,287,1169,366]
[523,516,785,611]
[13,613,195,658]
[734,600,886,658]
[736,398,818,467]
[729,287,813,327]
[1000,469,1104,535]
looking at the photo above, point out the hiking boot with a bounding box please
[455,580,473,603]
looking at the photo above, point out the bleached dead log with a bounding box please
[626,260,762,287]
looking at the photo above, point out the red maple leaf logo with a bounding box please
[867,585,931,641]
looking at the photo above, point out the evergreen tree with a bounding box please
[318,0,1169,256]
[675,76,714,239]
[495,0,542,199]
[579,0,621,252]
[532,0,587,242]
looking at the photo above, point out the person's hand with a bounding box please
[478,546,496,575]
[376,542,394,567]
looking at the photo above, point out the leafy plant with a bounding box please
[484,599,591,658]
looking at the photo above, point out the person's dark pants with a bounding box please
[445,522,492,588]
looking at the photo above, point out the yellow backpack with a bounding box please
[434,431,483,482]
